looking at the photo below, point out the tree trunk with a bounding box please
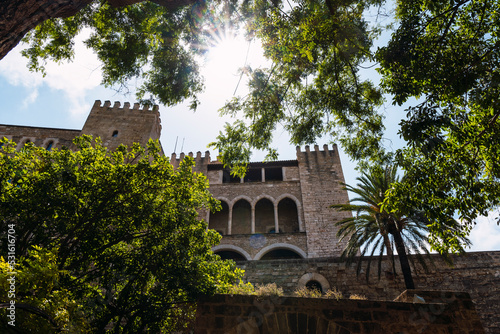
[392,228,415,289]
[383,234,397,277]
[0,0,197,60]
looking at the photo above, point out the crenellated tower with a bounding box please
[296,144,350,257]
[80,100,162,151]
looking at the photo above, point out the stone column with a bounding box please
[228,205,232,235]
[251,206,256,234]
[274,203,279,233]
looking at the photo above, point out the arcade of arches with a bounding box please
[208,197,300,236]
[209,197,303,261]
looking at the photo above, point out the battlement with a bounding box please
[295,144,340,166]
[91,100,160,114]
[170,151,212,171]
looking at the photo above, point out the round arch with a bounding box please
[17,137,35,150]
[41,138,59,151]
[254,197,275,234]
[297,273,331,293]
[215,196,231,205]
[253,243,307,260]
[212,245,252,261]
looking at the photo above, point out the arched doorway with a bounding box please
[215,251,247,262]
[260,248,303,260]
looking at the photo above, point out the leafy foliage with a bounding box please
[0,136,242,333]
[211,0,385,174]
[21,0,241,108]
[377,0,500,251]
[0,247,89,332]
[332,165,469,289]
[13,0,500,251]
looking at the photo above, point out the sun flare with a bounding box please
[206,30,251,76]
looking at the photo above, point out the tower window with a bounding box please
[112,130,119,137]
[46,141,54,151]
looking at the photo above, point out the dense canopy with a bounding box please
[0,136,241,332]
[2,0,499,251]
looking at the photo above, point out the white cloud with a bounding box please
[468,210,500,251]
[0,29,103,117]
[22,88,39,109]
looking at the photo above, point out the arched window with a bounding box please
[232,199,251,234]
[209,201,229,235]
[112,130,119,137]
[46,141,54,151]
[278,198,300,233]
[260,248,302,260]
[255,198,274,234]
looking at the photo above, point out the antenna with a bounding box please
[173,136,178,153]
[180,138,185,153]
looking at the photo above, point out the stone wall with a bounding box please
[0,124,80,150]
[80,100,162,151]
[296,145,351,258]
[212,233,308,260]
[0,100,162,153]
[194,290,485,333]
[237,251,500,333]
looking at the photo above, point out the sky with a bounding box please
[0,27,499,252]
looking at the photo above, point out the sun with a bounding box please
[206,29,252,76]
[202,27,270,96]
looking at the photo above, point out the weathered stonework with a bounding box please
[237,251,500,333]
[194,290,485,333]
[169,144,351,260]
[0,100,162,153]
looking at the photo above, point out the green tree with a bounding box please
[332,165,469,289]
[4,0,498,252]
[2,0,241,108]
[211,0,386,169]
[377,0,500,253]
[0,136,242,333]
[1,246,90,332]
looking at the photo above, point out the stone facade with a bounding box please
[194,290,485,334]
[1,100,350,260]
[80,100,162,152]
[0,100,162,152]
[237,251,500,333]
[169,144,351,260]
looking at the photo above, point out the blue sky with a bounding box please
[0,31,499,252]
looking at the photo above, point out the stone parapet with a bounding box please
[194,290,484,333]
[237,251,500,333]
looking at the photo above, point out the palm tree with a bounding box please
[332,165,460,290]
